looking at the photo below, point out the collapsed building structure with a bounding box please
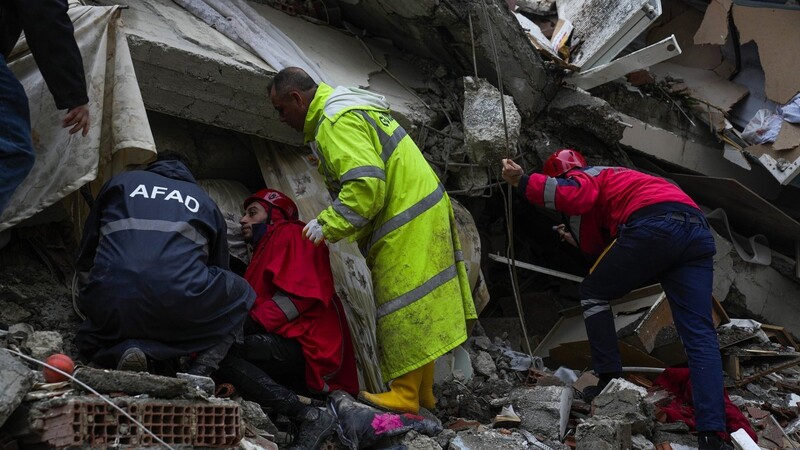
[1,0,799,448]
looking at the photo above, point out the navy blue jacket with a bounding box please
[1,0,88,109]
[74,160,255,366]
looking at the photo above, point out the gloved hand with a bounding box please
[303,219,325,246]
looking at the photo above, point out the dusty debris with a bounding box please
[72,366,204,399]
[462,77,522,165]
[510,385,573,442]
[0,351,33,428]
[575,416,632,450]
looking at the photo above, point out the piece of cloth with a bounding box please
[305,82,477,380]
[1,4,155,232]
[517,166,726,433]
[0,53,34,214]
[172,0,325,83]
[74,160,255,368]
[654,368,757,442]
[245,219,358,396]
[518,166,698,256]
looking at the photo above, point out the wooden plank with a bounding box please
[568,35,682,90]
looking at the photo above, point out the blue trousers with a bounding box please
[0,53,35,215]
[579,210,725,432]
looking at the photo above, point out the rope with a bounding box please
[4,348,176,450]
[476,0,534,358]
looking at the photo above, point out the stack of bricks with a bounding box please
[25,396,242,448]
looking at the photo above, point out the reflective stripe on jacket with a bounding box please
[304,83,477,380]
[518,166,699,256]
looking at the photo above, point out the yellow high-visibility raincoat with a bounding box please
[304,83,477,380]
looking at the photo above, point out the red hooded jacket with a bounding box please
[519,166,699,256]
[245,220,358,396]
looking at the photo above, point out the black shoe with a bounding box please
[698,433,734,450]
[581,384,604,402]
[117,347,148,372]
[288,407,335,450]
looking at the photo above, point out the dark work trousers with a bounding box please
[0,53,36,214]
[579,210,725,433]
[215,333,307,416]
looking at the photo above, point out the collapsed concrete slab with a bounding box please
[546,87,628,147]
[509,385,572,442]
[92,0,430,144]
[0,351,33,428]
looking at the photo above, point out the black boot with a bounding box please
[698,432,734,450]
[288,406,336,450]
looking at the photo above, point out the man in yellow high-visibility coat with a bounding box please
[268,67,476,414]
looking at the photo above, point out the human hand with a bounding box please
[302,219,325,246]
[502,158,523,187]
[553,224,577,247]
[63,104,90,136]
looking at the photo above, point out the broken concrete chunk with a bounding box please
[0,301,31,323]
[0,350,34,428]
[451,166,490,197]
[575,417,632,450]
[448,429,530,450]
[632,433,656,450]
[25,331,63,362]
[72,366,199,398]
[462,77,521,166]
[473,351,497,378]
[240,399,280,438]
[510,385,573,442]
[402,430,443,450]
[593,382,655,436]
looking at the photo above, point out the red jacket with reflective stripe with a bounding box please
[245,220,358,396]
[519,166,698,256]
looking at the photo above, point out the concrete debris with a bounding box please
[402,430,444,450]
[632,433,657,450]
[0,351,33,428]
[72,366,204,399]
[593,381,655,436]
[24,331,63,363]
[448,429,534,450]
[546,86,627,147]
[462,77,522,166]
[575,417,632,450]
[510,385,573,442]
[473,351,498,378]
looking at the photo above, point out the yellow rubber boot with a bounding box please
[419,361,436,410]
[358,366,424,414]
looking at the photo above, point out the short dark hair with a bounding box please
[268,67,317,98]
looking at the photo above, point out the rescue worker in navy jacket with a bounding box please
[74,152,255,375]
[1,0,91,214]
[502,149,731,450]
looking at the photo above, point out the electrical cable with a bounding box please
[476,0,534,358]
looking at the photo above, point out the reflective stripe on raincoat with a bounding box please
[303,83,477,380]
